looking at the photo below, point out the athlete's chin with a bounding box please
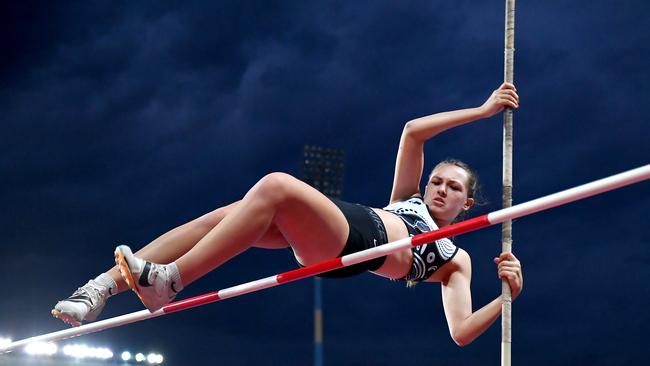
[428,208,456,224]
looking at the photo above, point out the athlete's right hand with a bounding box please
[479,83,519,118]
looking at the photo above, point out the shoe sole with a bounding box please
[114,247,155,312]
[51,309,81,327]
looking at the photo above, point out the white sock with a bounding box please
[94,273,118,296]
[167,262,184,293]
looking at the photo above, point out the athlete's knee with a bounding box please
[251,172,297,204]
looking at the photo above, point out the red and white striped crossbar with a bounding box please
[1,164,648,354]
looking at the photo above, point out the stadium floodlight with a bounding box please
[63,344,89,358]
[135,352,146,362]
[24,342,57,356]
[63,344,81,358]
[62,344,113,359]
[122,351,132,361]
[147,353,165,364]
[97,347,113,359]
[0,338,11,348]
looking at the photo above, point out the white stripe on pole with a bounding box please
[1,309,160,353]
[340,238,412,267]
[488,164,650,224]
[217,275,279,300]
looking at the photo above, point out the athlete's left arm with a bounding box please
[440,250,523,346]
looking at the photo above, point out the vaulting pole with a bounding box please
[1,164,648,355]
[502,0,516,365]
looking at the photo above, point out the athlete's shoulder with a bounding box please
[451,248,471,273]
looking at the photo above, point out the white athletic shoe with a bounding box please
[114,245,182,312]
[51,279,113,327]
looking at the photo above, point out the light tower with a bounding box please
[300,145,346,366]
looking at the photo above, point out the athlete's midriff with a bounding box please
[369,208,414,279]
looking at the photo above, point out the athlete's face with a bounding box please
[422,164,474,227]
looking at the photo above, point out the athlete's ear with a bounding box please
[463,198,475,211]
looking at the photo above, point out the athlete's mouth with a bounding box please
[433,197,445,205]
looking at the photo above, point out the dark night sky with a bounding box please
[1,1,649,365]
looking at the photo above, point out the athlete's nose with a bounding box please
[437,184,447,197]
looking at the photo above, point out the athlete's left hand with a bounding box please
[494,252,523,300]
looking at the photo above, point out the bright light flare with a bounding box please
[146,352,164,364]
[62,344,113,359]
[24,342,57,356]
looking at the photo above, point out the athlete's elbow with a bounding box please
[403,120,415,136]
[403,120,424,142]
[450,328,476,347]
[451,332,472,347]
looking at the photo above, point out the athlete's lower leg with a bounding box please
[53,202,238,323]
[105,201,239,293]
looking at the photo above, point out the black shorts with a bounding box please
[292,198,389,278]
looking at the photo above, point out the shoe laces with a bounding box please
[74,281,106,307]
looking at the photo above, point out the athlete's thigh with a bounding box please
[270,175,348,265]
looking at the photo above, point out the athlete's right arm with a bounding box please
[388,83,518,204]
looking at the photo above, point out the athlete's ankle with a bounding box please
[166,262,184,294]
[93,273,118,296]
